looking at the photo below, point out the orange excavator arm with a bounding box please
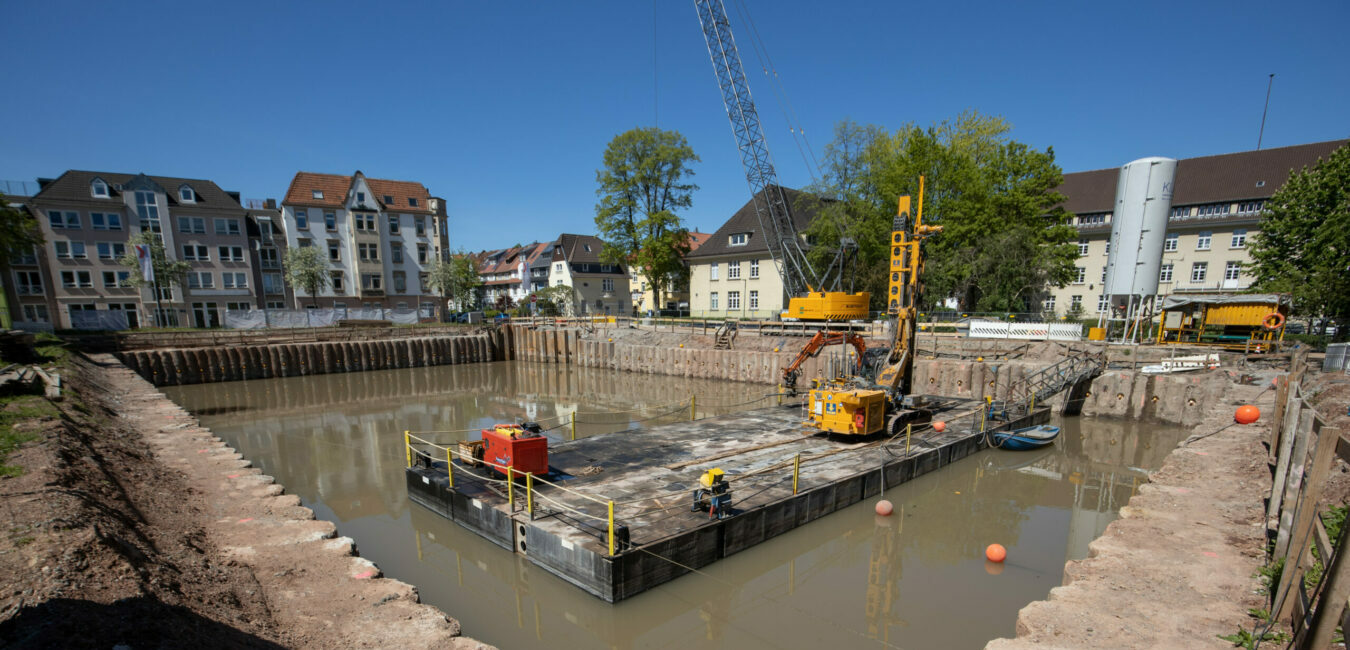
[782,330,867,392]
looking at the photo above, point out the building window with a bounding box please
[729,233,747,246]
[312,189,324,200]
[182,245,209,261]
[749,259,759,278]
[218,246,244,262]
[1196,231,1212,250]
[1190,262,1207,283]
[330,271,345,294]
[1238,201,1265,214]
[48,210,79,229]
[102,271,131,288]
[409,197,419,207]
[135,191,160,231]
[294,209,309,229]
[391,242,403,263]
[393,272,407,293]
[266,301,285,309]
[382,195,394,205]
[728,290,741,310]
[1230,229,1247,248]
[415,217,426,236]
[1097,295,1109,312]
[1224,261,1241,281]
[1077,238,1089,256]
[749,290,759,311]
[1171,206,1190,218]
[1042,295,1055,312]
[328,240,341,262]
[90,213,122,230]
[1104,241,1110,255]
[602,278,614,292]
[1164,232,1178,252]
[60,271,93,288]
[417,244,428,264]
[179,217,205,234]
[358,243,379,262]
[96,242,126,260]
[1101,266,1107,282]
[213,218,241,235]
[91,178,108,198]
[187,272,214,289]
[264,273,284,294]
[710,292,719,310]
[361,274,382,291]
[1070,295,1082,311]
[1073,266,1085,284]
[1159,263,1173,283]
[22,304,49,323]
[388,214,400,232]
[15,271,42,294]
[297,238,313,248]
[728,261,741,279]
[419,273,430,292]
[710,263,719,281]
[222,272,247,289]
[54,241,87,259]
[354,213,376,231]
[324,211,336,231]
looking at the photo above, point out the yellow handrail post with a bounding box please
[526,472,534,519]
[777,384,784,406]
[793,453,800,494]
[980,405,988,433]
[570,412,577,441]
[690,395,696,421]
[905,422,912,456]
[506,466,515,509]
[1029,393,1036,413]
[404,430,412,468]
[445,447,455,488]
[607,501,616,556]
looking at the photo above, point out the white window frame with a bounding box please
[179,186,195,203]
[15,270,42,294]
[330,271,346,294]
[749,259,759,278]
[710,263,719,281]
[1077,238,1089,256]
[222,272,247,289]
[91,178,108,198]
[91,212,122,230]
[728,290,741,310]
[1196,231,1212,251]
[1190,262,1208,283]
[728,261,741,279]
[312,189,324,200]
[749,289,759,311]
[1073,266,1085,284]
[729,233,747,246]
[1163,232,1178,252]
[96,242,126,260]
[1224,261,1241,281]
[49,210,79,229]
[102,270,131,288]
[213,218,241,235]
[1159,264,1173,283]
[218,245,244,262]
[710,292,719,310]
[179,217,206,234]
[602,277,614,292]
[294,209,309,230]
[1230,230,1247,249]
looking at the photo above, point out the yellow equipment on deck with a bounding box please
[1155,293,1290,350]
[808,386,886,435]
[784,290,871,321]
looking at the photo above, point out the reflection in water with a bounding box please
[165,362,1188,650]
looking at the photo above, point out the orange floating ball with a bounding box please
[933,421,947,432]
[1235,405,1261,424]
[875,500,894,516]
[986,543,1007,563]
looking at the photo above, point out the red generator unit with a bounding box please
[480,423,549,476]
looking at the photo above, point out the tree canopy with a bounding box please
[802,112,1077,312]
[1249,143,1350,321]
[594,127,698,310]
[119,231,190,293]
[282,245,328,308]
[427,252,483,311]
[0,195,43,270]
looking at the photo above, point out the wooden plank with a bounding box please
[1302,507,1350,649]
[1277,422,1338,621]
[1271,375,1291,462]
[1269,388,1303,526]
[1315,519,1334,571]
[1275,409,1317,560]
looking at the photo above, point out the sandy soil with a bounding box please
[0,353,491,649]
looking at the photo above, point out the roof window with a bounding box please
[179,185,196,203]
[729,233,748,246]
[312,190,324,199]
[408,197,419,207]
[91,178,109,198]
[583,244,592,252]
[383,195,394,205]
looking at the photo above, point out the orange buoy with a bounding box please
[933,421,947,432]
[986,543,1007,563]
[1235,405,1261,424]
[875,500,894,516]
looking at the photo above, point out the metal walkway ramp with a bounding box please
[993,349,1106,420]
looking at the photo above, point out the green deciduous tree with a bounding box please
[1249,143,1350,325]
[803,112,1077,312]
[427,252,484,312]
[118,232,191,327]
[282,245,328,309]
[594,127,699,310]
[0,195,42,271]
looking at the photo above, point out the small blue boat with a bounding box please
[991,424,1061,451]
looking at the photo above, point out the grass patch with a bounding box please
[0,395,59,477]
[1218,628,1289,648]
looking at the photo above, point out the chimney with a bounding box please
[265,198,276,209]
[227,191,242,203]
[37,178,55,189]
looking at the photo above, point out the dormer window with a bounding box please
[729,233,748,246]
[383,195,394,205]
[312,190,324,199]
[91,178,109,198]
[408,197,419,207]
[179,185,195,203]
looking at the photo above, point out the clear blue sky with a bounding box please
[4,0,1347,251]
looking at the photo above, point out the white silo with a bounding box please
[1101,157,1176,342]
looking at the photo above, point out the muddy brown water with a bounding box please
[163,361,1188,650]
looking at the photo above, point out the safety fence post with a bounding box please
[778,384,784,406]
[608,501,616,556]
[906,423,912,456]
[526,472,534,519]
[793,453,801,494]
[506,466,515,510]
[445,447,455,488]
[404,430,412,468]
[570,412,577,441]
[690,395,696,421]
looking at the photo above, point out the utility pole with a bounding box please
[1257,73,1275,150]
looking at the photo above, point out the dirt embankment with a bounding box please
[0,353,490,649]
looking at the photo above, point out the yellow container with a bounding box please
[1088,327,1106,341]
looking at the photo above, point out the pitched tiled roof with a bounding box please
[686,185,824,259]
[687,231,712,252]
[31,170,243,211]
[555,233,609,265]
[283,171,433,214]
[1057,139,1349,214]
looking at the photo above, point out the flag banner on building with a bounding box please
[133,244,154,282]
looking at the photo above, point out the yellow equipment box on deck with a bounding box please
[783,291,870,321]
[809,388,886,435]
[1088,327,1106,341]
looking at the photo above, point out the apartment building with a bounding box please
[279,171,443,312]
[11,170,252,329]
[629,230,711,314]
[477,243,546,307]
[244,199,291,310]
[1047,139,1348,317]
[686,186,822,319]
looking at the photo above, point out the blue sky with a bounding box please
[3,0,1347,251]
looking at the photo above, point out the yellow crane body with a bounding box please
[783,290,871,321]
